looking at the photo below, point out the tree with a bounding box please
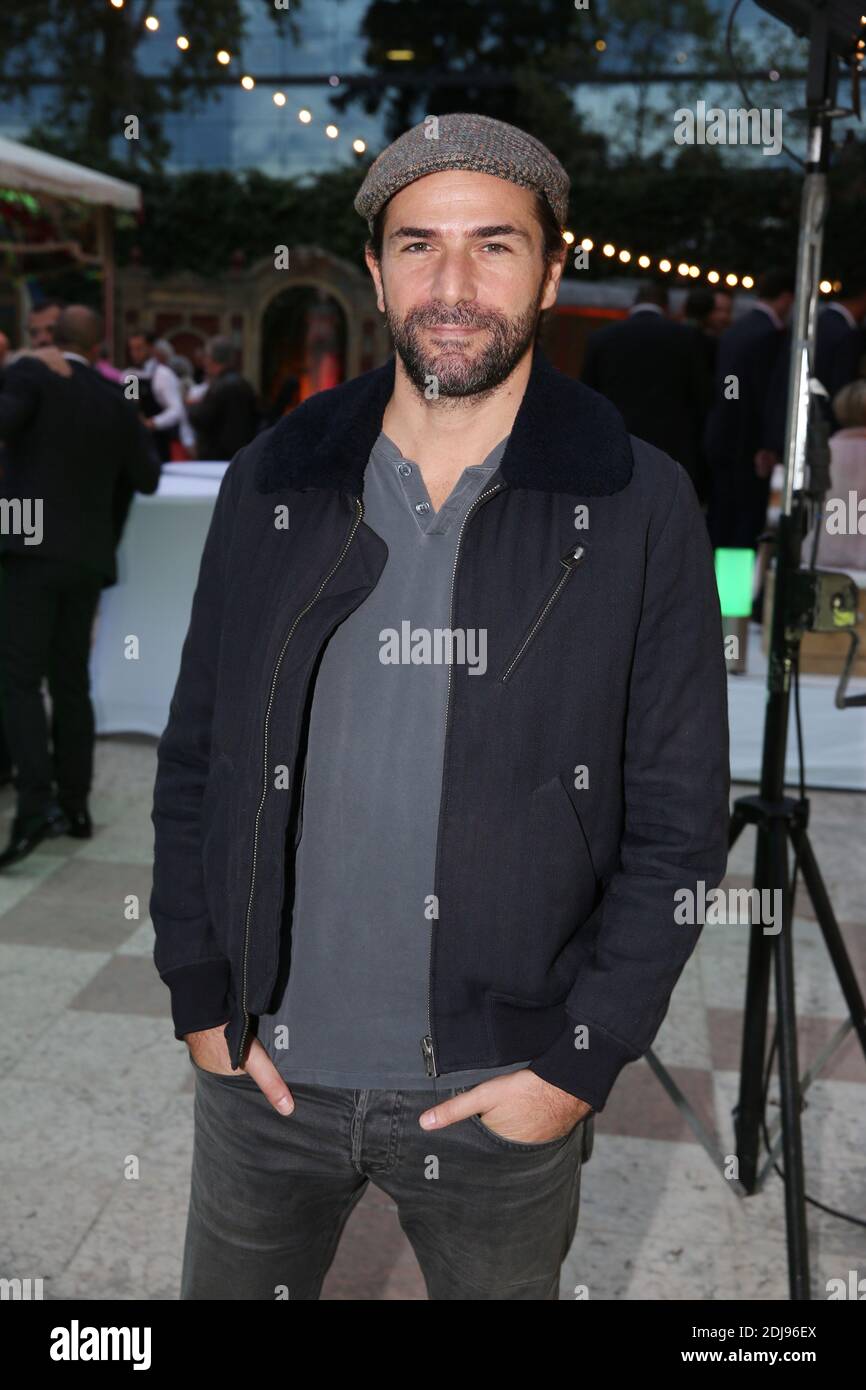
[113,145,864,291]
[328,0,610,179]
[0,0,301,173]
[331,0,810,171]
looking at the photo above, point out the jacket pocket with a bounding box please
[499,542,586,684]
[527,773,599,987]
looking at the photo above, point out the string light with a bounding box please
[567,236,802,292]
[109,3,369,148]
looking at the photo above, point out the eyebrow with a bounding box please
[388,224,532,244]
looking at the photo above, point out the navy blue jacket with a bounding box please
[0,357,160,586]
[704,307,788,473]
[149,344,730,1113]
[815,306,865,427]
[581,311,709,492]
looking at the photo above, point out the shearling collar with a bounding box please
[254,341,633,497]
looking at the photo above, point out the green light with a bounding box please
[715,548,754,617]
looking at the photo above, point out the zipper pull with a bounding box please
[420,1035,438,1077]
[561,543,586,569]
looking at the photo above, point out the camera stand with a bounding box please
[645,5,866,1300]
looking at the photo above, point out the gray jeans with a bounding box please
[180,1055,592,1300]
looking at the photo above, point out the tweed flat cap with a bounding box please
[354,112,569,231]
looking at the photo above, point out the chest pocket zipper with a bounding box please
[500,542,586,684]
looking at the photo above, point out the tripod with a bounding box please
[646,7,866,1300]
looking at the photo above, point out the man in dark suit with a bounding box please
[0,306,161,865]
[581,284,710,498]
[815,279,866,426]
[704,269,795,551]
[186,336,259,460]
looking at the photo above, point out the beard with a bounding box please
[383,277,548,401]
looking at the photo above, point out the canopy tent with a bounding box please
[0,136,141,212]
[0,136,141,354]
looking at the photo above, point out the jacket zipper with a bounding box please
[238,495,365,1065]
[499,543,586,684]
[421,479,504,1077]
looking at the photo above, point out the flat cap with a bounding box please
[354,112,569,232]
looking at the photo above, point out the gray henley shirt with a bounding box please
[256,428,531,1090]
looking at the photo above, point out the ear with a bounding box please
[363,245,385,313]
[540,249,566,312]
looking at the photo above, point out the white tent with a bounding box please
[0,135,141,211]
[0,136,142,353]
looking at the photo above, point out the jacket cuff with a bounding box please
[528,1014,640,1114]
[160,958,232,1041]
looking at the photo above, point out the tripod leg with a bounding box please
[769,815,811,1300]
[791,825,866,1060]
[735,824,774,1193]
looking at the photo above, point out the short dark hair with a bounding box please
[29,297,66,315]
[684,286,715,321]
[54,306,104,352]
[635,282,668,310]
[756,268,795,300]
[128,329,156,345]
[366,188,566,267]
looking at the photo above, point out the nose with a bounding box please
[428,246,480,312]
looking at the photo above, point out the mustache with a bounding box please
[404,307,502,329]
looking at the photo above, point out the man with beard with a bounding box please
[152,114,728,1300]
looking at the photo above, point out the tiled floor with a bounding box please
[0,735,863,1300]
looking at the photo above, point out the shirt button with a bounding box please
[415,501,431,513]
[397,462,411,477]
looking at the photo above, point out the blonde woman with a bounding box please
[809,379,866,570]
